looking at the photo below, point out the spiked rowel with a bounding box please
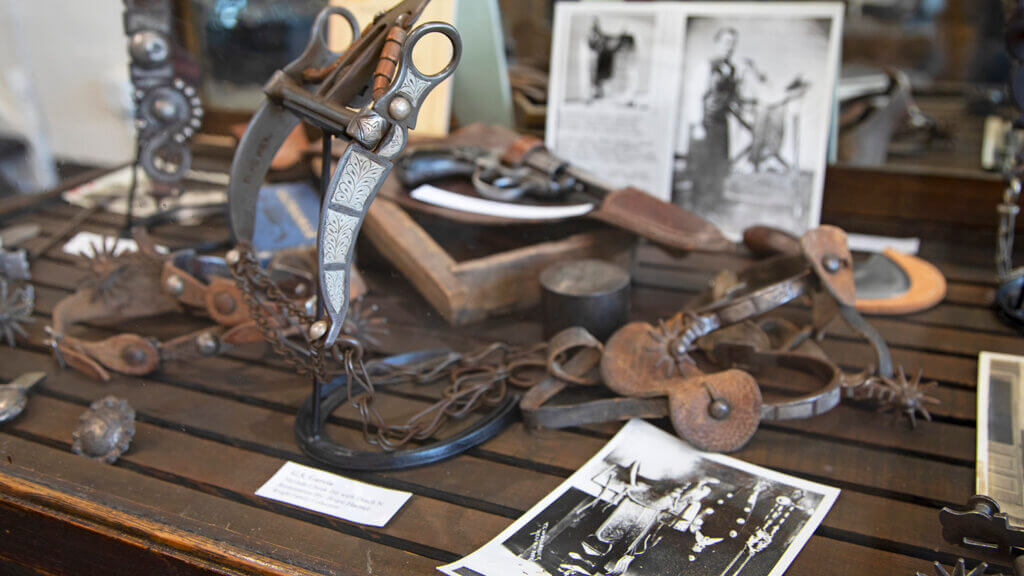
[915,558,991,576]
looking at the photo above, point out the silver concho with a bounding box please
[72,396,136,464]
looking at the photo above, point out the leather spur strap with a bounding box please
[521,327,667,429]
[520,226,894,452]
[519,327,841,447]
[50,242,307,381]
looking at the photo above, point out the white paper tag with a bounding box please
[62,231,167,257]
[410,184,594,220]
[846,233,920,255]
[255,461,412,527]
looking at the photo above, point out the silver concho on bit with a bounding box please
[0,372,45,423]
[72,396,136,464]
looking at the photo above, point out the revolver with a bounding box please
[396,136,616,203]
[395,133,734,253]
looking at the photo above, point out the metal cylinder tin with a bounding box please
[540,259,631,342]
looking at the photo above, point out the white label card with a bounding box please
[410,184,594,221]
[255,461,412,527]
[846,233,921,255]
[62,231,167,257]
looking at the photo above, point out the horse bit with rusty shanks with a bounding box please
[223,1,537,470]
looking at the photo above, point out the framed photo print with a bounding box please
[546,4,683,196]
[546,2,844,240]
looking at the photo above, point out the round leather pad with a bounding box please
[601,321,677,397]
[667,369,762,453]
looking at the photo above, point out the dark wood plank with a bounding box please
[23,263,980,471]
[6,194,1008,574]
[776,308,1024,359]
[823,165,1003,230]
[0,434,437,575]
[0,343,558,518]
[0,341,984,566]
[0,166,119,219]
[22,241,982,476]
[40,202,231,245]
[9,394,508,560]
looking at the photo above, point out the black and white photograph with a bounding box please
[976,352,1024,525]
[545,3,841,216]
[673,5,843,240]
[563,13,654,107]
[438,420,839,576]
[546,4,683,196]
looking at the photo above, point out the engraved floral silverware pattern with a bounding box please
[331,152,385,209]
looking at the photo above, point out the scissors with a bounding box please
[228,0,461,347]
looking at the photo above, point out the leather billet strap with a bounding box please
[50,247,310,381]
[546,326,602,385]
[520,327,607,427]
[163,251,262,327]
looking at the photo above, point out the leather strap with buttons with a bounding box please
[519,323,841,453]
[48,231,323,381]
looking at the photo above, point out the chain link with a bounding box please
[997,124,1024,282]
[228,242,542,451]
[229,243,318,376]
[998,171,1023,283]
[344,342,543,450]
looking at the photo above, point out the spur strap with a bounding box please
[520,341,841,430]
[51,248,311,380]
[687,227,893,378]
[162,252,255,327]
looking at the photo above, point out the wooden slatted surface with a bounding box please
[0,184,1020,575]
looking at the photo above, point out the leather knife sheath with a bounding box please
[590,187,733,252]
